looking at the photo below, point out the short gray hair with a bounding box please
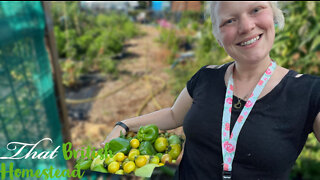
[205,1,285,39]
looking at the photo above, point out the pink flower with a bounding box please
[237,115,244,123]
[244,111,248,116]
[230,85,233,91]
[226,97,233,104]
[250,93,254,98]
[258,80,264,86]
[228,91,231,94]
[223,163,229,171]
[229,107,232,113]
[228,157,232,163]
[223,141,235,153]
[225,123,230,131]
[223,132,226,137]
[245,100,253,108]
[266,68,272,75]
[230,133,233,139]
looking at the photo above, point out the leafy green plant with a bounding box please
[51,2,141,87]
[271,1,320,75]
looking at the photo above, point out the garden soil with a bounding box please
[69,25,184,158]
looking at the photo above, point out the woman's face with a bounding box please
[215,1,275,63]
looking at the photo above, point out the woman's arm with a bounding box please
[314,112,320,143]
[101,87,193,146]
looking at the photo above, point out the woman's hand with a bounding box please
[100,125,127,148]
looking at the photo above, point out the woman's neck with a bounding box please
[233,57,272,82]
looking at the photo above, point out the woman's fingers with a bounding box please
[100,126,124,148]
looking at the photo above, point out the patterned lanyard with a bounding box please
[221,61,277,179]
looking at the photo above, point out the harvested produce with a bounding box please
[74,124,184,177]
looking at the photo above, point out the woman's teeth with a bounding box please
[240,35,260,46]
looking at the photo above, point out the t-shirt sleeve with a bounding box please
[314,78,320,114]
[186,66,207,98]
[308,77,320,133]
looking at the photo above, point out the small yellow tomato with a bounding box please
[161,154,172,164]
[123,161,136,174]
[154,137,168,152]
[114,152,126,162]
[128,149,140,161]
[135,155,147,168]
[150,156,160,164]
[143,155,150,162]
[168,144,182,160]
[108,161,120,174]
[115,169,124,175]
[104,154,115,165]
[130,139,140,149]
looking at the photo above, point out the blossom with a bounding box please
[225,123,230,131]
[223,163,229,171]
[258,80,264,86]
[226,97,233,104]
[230,85,233,91]
[223,141,235,153]
[266,68,272,75]
[237,115,244,123]
[245,100,253,108]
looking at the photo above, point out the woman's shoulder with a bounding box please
[283,67,320,94]
[199,62,234,74]
[206,64,226,69]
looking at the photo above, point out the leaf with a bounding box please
[311,36,320,52]
[120,130,125,139]
[134,164,161,177]
[299,24,320,48]
[90,155,105,170]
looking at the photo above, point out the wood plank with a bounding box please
[41,2,77,177]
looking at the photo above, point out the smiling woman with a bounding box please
[101,1,320,180]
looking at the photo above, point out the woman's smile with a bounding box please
[236,34,263,49]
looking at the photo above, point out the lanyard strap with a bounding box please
[221,61,277,173]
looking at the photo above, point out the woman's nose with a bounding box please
[238,16,255,34]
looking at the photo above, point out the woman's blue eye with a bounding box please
[252,7,261,13]
[225,19,234,25]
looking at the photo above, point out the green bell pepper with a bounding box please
[139,141,157,155]
[109,137,130,155]
[137,124,159,143]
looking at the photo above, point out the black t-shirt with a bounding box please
[175,62,320,180]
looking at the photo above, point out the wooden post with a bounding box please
[41,2,77,178]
